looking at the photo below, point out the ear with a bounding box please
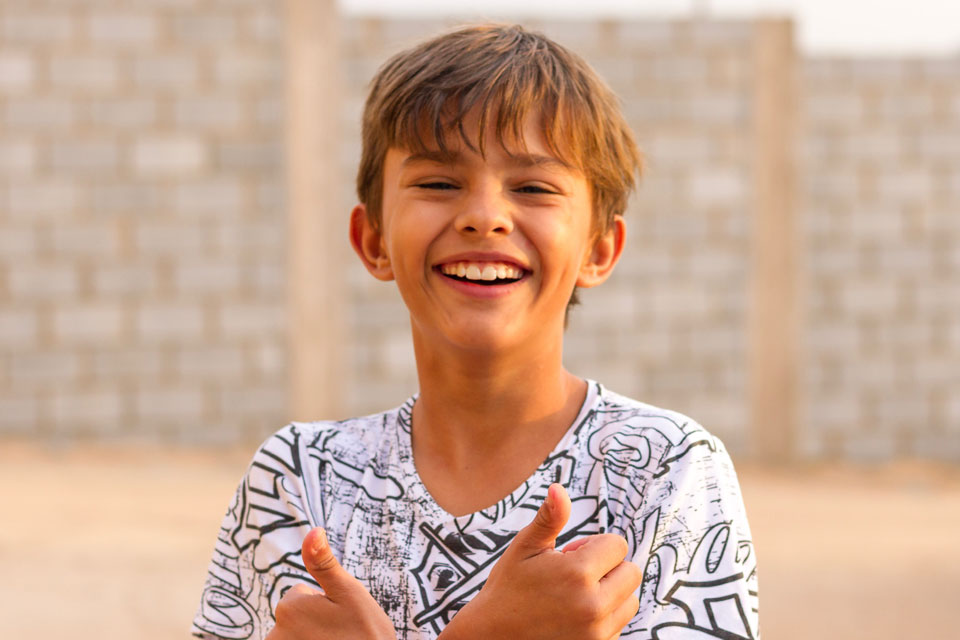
[576,215,625,288]
[349,204,394,281]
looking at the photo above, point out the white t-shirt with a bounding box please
[191,381,759,640]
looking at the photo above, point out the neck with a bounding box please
[409,322,586,466]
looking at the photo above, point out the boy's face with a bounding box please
[350,111,624,354]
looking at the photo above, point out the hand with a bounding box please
[266,527,397,640]
[441,483,642,640]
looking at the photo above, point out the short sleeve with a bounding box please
[190,425,319,640]
[624,434,760,639]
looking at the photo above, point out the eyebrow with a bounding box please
[401,150,574,171]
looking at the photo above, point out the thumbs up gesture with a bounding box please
[441,484,642,640]
[266,528,397,640]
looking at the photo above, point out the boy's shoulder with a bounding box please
[252,399,413,470]
[584,382,727,478]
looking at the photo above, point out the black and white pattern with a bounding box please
[192,382,759,639]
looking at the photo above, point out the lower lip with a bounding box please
[435,270,527,298]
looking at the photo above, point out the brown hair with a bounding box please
[356,23,642,314]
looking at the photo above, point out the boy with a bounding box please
[192,24,759,640]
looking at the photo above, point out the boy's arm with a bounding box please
[266,527,397,640]
[440,484,643,640]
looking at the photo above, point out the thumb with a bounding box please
[301,527,353,599]
[511,483,572,555]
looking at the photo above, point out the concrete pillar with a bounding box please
[748,18,800,459]
[284,0,345,421]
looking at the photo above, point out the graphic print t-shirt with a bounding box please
[191,382,759,639]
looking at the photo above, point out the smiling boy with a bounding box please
[192,24,759,640]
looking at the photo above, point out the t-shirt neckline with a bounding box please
[393,380,603,528]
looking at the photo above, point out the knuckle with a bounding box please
[574,592,604,623]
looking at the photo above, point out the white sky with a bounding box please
[340,0,960,55]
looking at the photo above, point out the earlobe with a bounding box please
[349,204,394,281]
[576,215,626,288]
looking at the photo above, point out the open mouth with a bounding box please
[437,261,526,286]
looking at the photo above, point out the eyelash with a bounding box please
[416,182,557,195]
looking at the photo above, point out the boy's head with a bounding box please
[355,23,641,314]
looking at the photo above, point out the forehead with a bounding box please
[396,104,582,172]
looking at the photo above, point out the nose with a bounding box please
[454,182,514,237]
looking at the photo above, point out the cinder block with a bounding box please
[51,221,120,256]
[135,387,205,421]
[53,305,124,345]
[9,351,80,385]
[689,167,746,205]
[688,20,752,47]
[840,280,900,316]
[49,55,119,92]
[252,342,286,377]
[807,323,859,353]
[176,346,245,379]
[174,178,244,215]
[877,92,934,121]
[805,93,864,124]
[0,139,37,174]
[132,54,199,89]
[217,303,285,338]
[382,331,415,376]
[848,207,903,241]
[174,260,242,294]
[0,309,38,347]
[134,221,205,255]
[51,140,118,173]
[135,304,205,341]
[683,91,746,125]
[615,21,676,49]
[90,347,163,379]
[7,263,79,299]
[92,183,163,215]
[1,12,74,43]
[0,225,37,258]
[243,7,281,42]
[132,136,206,176]
[917,130,960,159]
[172,13,236,43]
[0,394,38,432]
[93,263,159,295]
[216,141,280,170]
[219,387,286,418]
[0,52,35,92]
[654,56,709,83]
[5,97,75,129]
[52,390,124,431]
[87,12,158,46]
[7,180,79,217]
[875,169,933,202]
[847,59,906,83]
[214,51,280,88]
[86,99,157,129]
[649,283,710,319]
[174,96,244,129]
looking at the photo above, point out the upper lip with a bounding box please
[433,251,531,272]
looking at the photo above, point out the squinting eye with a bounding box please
[516,185,556,194]
[418,182,457,190]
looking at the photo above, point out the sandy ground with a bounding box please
[2,440,958,640]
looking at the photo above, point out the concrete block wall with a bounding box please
[0,0,288,443]
[800,57,960,460]
[2,6,958,461]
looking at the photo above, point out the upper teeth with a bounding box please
[440,261,523,281]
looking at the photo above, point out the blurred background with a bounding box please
[1,0,958,638]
